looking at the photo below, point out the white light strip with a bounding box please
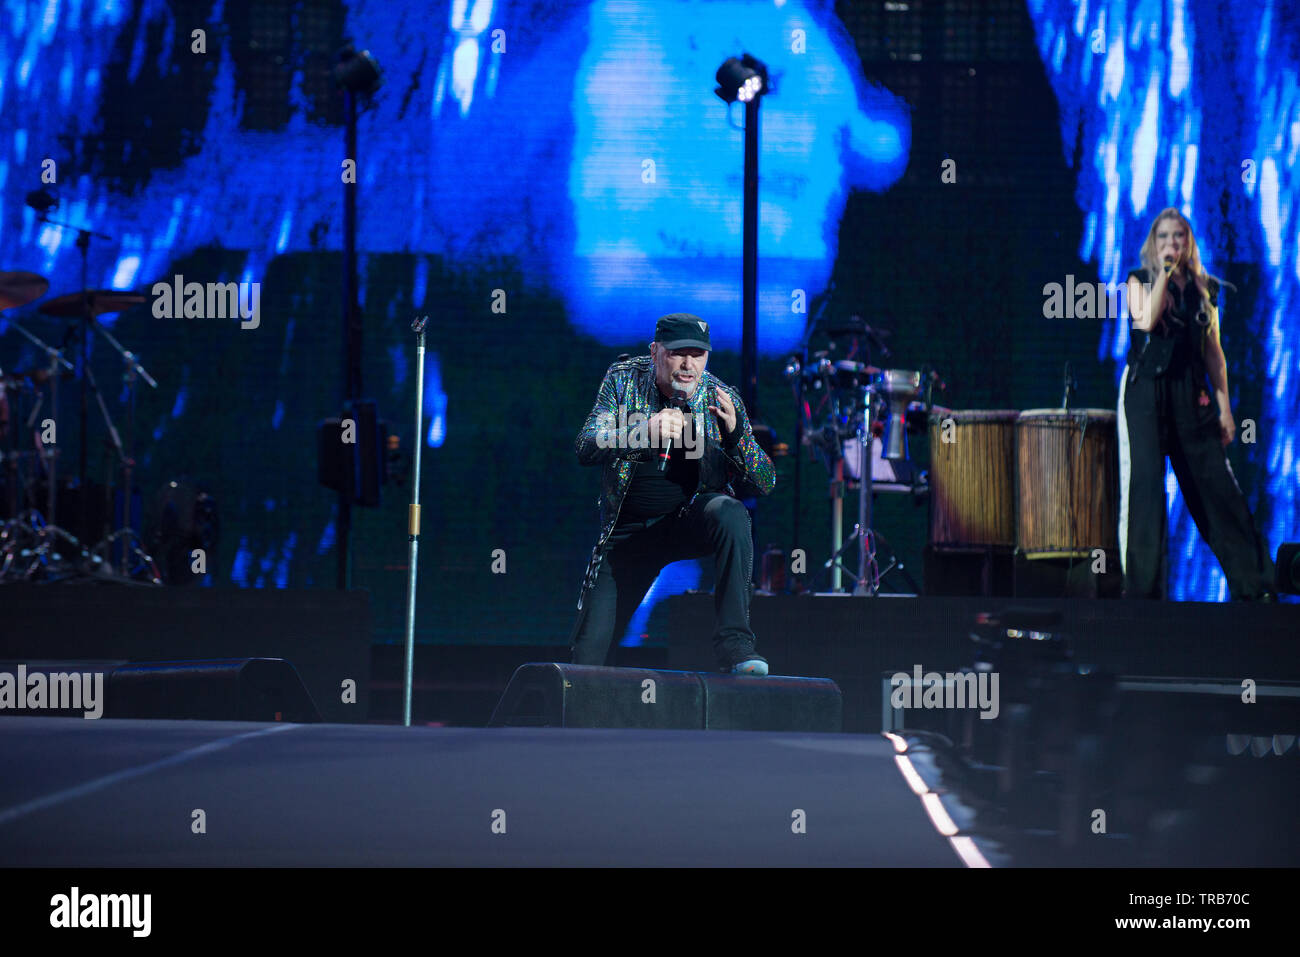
[922,792,959,836]
[886,735,994,868]
[949,836,992,868]
[894,754,928,795]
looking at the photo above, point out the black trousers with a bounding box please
[1118,367,1273,599]
[570,492,756,669]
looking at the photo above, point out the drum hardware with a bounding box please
[28,203,142,564]
[31,291,157,576]
[814,418,923,597]
[826,313,892,358]
[786,292,930,595]
[0,508,104,583]
[1,318,76,524]
[2,237,158,583]
[793,356,929,595]
[91,527,163,585]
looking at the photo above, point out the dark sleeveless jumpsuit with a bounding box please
[1117,268,1274,599]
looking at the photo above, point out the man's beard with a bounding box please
[667,375,698,397]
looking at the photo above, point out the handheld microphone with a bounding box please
[656,384,692,472]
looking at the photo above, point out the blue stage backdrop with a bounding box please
[0,0,1293,645]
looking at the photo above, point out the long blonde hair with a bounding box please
[1138,208,1226,324]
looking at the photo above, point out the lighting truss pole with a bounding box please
[741,93,760,421]
[332,45,382,591]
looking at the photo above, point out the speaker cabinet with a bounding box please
[489,663,842,732]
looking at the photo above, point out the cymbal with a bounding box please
[38,290,147,318]
[0,271,50,311]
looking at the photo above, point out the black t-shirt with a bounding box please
[619,445,700,524]
[618,390,703,524]
[1126,267,1219,376]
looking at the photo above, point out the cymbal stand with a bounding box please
[81,356,158,581]
[88,315,157,575]
[6,320,74,524]
[32,212,112,538]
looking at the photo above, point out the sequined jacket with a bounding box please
[574,355,776,612]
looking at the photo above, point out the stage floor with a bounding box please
[0,717,960,868]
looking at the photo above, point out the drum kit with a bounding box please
[0,268,164,584]
[785,312,933,596]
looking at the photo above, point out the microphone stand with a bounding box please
[402,316,428,727]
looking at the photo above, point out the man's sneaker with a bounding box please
[731,655,769,677]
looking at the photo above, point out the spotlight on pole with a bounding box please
[333,46,382,95]
[714,54,768,104]
[714,52,771,566]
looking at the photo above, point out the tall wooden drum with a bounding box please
[1016,409,1119,558]
[928,410,1019,550]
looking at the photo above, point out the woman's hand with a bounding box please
[1129,276,1161,333]
[1219,407,1235,446]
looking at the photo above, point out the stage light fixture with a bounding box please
[715,54,768,103]
[334,45,382,95]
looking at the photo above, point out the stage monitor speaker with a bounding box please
[488,663,842,732]
[489,663,704,729]
[0,658,322,722]
[699,673,842,731]
[105,658,323,722]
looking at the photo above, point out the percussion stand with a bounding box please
[822,417,923,597]
[820,406,875,594]
[849,418,876,595]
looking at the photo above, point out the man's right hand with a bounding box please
[647,407,684,447]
